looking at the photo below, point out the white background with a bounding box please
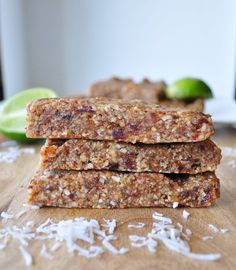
[1,0,236,98]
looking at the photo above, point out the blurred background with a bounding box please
[0,0,235,99]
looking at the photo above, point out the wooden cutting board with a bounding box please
[0,126,235,270]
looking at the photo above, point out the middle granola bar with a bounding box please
[40,139,221,174]
[26,97,214,143]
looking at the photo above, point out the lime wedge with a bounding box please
[0,88,57,142]
[1,88,57,114]
[0,111,31,142]
[166,78,213,100]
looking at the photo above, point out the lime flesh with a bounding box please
[0,111,33,142]
[166,78,213,100]
[1,88,57,114]
[0,88,57,142]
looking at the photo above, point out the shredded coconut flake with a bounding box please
[23,204,40,210]
[202,236,214,241]
[182,210,190,220]
[0,146,35,163]
[152,212,163,218]
[220,228,229,234]
[129,234,157,252]
[19,245,32,266]
[1,211,14,220]
[102,219,116,234]
[50,242,62,252]
[182,252,221,261]
[40,244,53,260]
[102,235,128,255]
[208,224,219,233]
[15,209,27,219]
[128,222,145,229]
[26,220,35,227]
[186,229,192,235]
[177,223,183,232]
[173,202,179,208]
[129,235,146,242]
[152,212,172,224]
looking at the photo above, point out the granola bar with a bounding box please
[120,79,166,103]
[89,77,204,111]
[90,78,166,104]
[26,97,214,143]
[28,169,220,208]
[89,77,132,99]
[159,99,204,112]
[40,139,221,174]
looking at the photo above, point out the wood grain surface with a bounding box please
[0,126,235,270]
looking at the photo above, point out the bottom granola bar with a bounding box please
[28,170,220,208]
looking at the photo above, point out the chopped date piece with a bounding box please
[106,163,119,171]
[112,128,125,140]
[76,107,95,114]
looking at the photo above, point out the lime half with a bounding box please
[1,88,57,115]
[166,78,213,100]
[0,111,30,142]
[0,88,57,142]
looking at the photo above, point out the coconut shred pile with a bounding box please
[0,141,35,163]
[0,207,228,267]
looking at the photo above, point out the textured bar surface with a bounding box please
[28,170,220,208]
[40,139,221,174]
[26,97,214,143]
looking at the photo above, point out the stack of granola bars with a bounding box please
[26,97,221,208]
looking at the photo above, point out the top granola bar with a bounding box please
[26,97,214,143]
